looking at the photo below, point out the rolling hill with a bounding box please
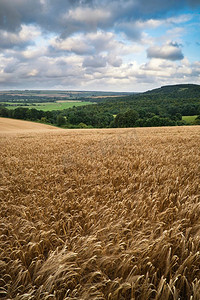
[0,117,60,134]
[143,83,200,98]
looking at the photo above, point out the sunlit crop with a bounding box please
[0,125,200,299]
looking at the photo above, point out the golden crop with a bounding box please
[0,125,200,299]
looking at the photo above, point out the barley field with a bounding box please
[0,121,200,299]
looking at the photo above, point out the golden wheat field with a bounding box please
[0,119,200,299]
[0,118,60,134]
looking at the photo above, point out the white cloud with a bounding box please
[51,36,94,55]
[27,69,38,77]
[50,30,144,60]
[22,46,47,59]
[0,49,199,91]
[166,27,185,38]
[19,25,41,41]
[147,42,184,61]
[166,14,193,24]
[0,25,41,49]
[66,7,111,25]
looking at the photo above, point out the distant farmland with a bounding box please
[5,101,93,111]
[0,121,200,299]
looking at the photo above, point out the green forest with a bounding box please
[1,84,200,128]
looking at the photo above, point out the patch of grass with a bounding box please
[182,115,197,123]
[5,101,93,111]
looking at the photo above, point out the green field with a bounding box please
[182,115,197,123]
[5,101,93,111]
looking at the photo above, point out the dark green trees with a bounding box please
[194,115,200,125]
[56,114,66,126]
[112,109,139,127]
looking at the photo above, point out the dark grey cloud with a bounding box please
[147,42,184,61]
[82,55,107,68]
[107,55,122,67]
[0,0,42,32]
[0,0,22,32]
[186,0,200,6]
[82,53,122,69]
[115,22,142,40]
[4,62,17,74]
[0,0,199,37]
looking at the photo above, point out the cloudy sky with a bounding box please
[0,0,200,92]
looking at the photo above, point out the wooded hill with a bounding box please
[94,84,200,115]
[62,84,200,127]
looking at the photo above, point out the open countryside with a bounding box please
[1,0,200,299]
[0,119,200,299]
[1,84,200,128]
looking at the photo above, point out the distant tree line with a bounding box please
[0,94,57,103]
[0,107,58,124]
[0,106,114,128]
[1,105,199,128]
[110,110,182,128]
